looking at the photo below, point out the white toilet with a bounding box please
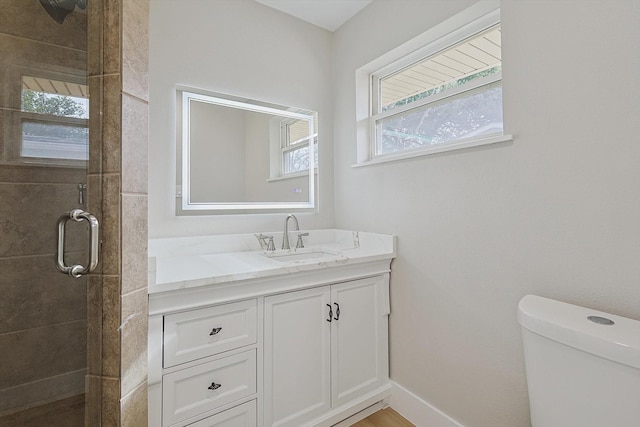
[518,295,640,427]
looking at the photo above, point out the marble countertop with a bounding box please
[148,229,395,294]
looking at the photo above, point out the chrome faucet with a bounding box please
[282,214,299,250]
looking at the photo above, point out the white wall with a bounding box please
[333,1,640,426]
[189,101,245,203]
[149,0,333,237]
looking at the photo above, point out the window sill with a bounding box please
[267,170,317,182]
[1,158,88,169]
[352,133,513,168]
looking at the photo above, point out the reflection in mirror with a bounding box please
[178,90,317,213]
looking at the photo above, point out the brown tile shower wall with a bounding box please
[86,0,149,425]
[0,0,88,416]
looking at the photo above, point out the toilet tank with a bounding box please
[518,295,640,427]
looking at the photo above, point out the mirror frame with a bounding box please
[179,90,316,214]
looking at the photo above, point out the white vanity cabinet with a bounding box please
[263,276,387,427]
[149,231,395,427]
[149,270,391,427]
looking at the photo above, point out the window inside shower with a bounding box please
[20,75,89,163]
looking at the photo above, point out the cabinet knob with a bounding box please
[207,382,222,391]
[209,327,222,336]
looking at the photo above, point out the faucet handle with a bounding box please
[257,234,276,251]
[296,233,309,249]
[266,236,276,251]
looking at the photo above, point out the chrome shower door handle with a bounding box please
[56,209,100,278]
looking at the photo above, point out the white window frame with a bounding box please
[354,1,512,167]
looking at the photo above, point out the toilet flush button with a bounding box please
[587,315,615,326]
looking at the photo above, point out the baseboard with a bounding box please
[306,384,393,427]
[389,381,464,427]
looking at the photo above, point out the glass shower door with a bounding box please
[0,1,98,425]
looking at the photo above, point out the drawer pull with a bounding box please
[209,327,222,336]
[208,382,222,391]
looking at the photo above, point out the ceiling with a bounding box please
[254,0,373,32]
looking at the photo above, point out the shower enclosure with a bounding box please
[0,1,99,425]
[1,0,149,423]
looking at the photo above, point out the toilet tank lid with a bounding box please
[518,295,640,369]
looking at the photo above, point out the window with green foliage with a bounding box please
[20,76,89,163]
[369,12,504,159]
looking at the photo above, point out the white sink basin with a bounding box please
[261,248,344,264]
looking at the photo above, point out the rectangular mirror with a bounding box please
[178,90,317,214]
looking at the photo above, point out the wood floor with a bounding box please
[351,408,415,427]
[0,397,411,427]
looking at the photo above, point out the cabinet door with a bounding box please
[331,276,387,407]
[264,287,331,427]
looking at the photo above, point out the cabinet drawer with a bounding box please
[186,400,256,427]
[163,350,257,426]
[164,299,257,367]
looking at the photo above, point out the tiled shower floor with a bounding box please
[0,394,84,427]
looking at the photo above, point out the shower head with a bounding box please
[39,0,87,24]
